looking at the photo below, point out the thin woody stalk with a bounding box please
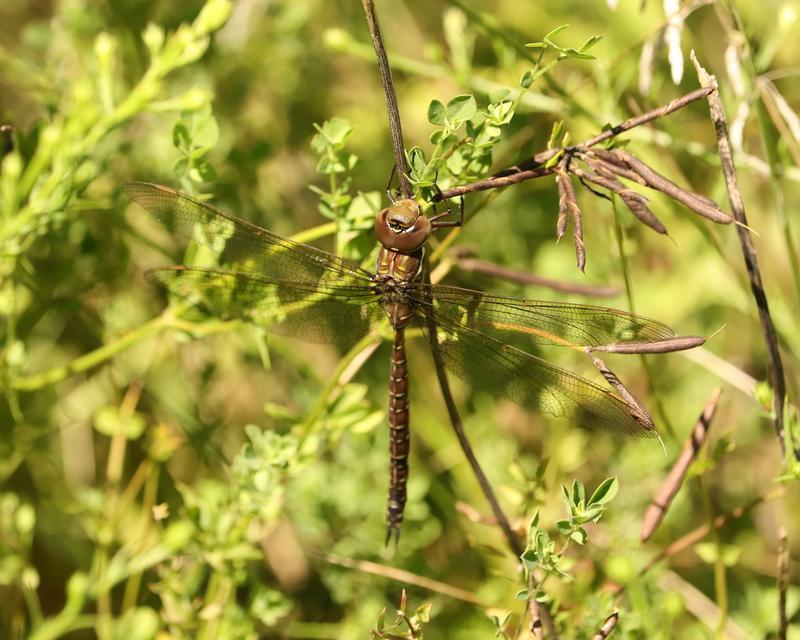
[359,0,527,561]
[692,52,791,458]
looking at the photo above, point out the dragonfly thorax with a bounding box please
[375,198,431,252]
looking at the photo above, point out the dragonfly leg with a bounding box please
[385,164,401,203]
[429,180,465,229]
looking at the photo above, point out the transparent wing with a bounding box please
[125,182,373,283]
[408,283,673,349]
[149,266,385,345]
[416,305,656,437]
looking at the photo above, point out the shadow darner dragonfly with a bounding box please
[125,182,703,543]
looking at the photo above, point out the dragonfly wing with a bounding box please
[149,266,385,345]
[125,182,373,282]
[408,284,674,349]
[417,307,656,437]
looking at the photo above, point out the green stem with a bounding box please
[291,221,337,245]
[6,311,171,392]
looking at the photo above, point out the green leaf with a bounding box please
[321,116,353,145]
[543,24,570,48]
[445,94,477,122]
[579,34,604,52]
[588,477,619,506]
[570,527,587,545]
[754,380,773,411]
[161,520,195,551]
[563,47,596,60]
[446,150,466,175]
[547,120,564,149]
[520,70,534,88]
[173,122,190,149]
[571,479,585,506]
[194,159,217,182]
[514,588,529,600]
[555,519,572,535]
[192,116,219,148]
[427,100,446,125]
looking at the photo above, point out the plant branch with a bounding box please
[361,0,411,197]
[691,52,791,459]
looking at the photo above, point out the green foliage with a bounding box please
[408,92,514,196]
[1,1,798,638]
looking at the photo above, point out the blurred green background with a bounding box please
[1,0,798,638]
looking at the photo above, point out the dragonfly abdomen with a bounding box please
[386,327,410,544]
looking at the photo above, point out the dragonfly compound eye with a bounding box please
[375,199,432,252]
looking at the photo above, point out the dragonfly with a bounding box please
[125,182,703,543]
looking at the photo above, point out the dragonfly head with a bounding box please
[375,199,431,252]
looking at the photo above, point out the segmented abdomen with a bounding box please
[385,327,410,544]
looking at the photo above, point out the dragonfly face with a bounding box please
[374,198,431,252]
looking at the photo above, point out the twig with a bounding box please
[320,553,487,606]
[605,149,733,224]
[528,572,544,640]
[437,86,716,201]
[361,0,411,197]
[585,350,655,432]
[640,387,722,542]
[570,164,669,235]
[691,52,790,458]
[591,611,619,640]
[778,527,789,640]
[556,165,585,271]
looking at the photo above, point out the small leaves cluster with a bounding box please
[310,117,382,259]
[408,92,515,195]
[152,426,303,637]
[0,0,232,260]
[172,105,220,186]
[371,590,432,640]
[518,477,619,599]
[522,25,603,88]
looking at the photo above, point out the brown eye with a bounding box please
[375,200,431,251]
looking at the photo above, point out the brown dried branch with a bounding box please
[436,86,716,202]
[640,387,722,542]
[529,572,545,640]
[423,267,529,567]
[591,611,619,640]
[571,163,669,235]
[587,335,705,354]
[584,151,648,186]
[692,52,790,457]
[556,166,585,271]
[778,527,789,640]
[361,0,410,198]
[585,351,654,432]
[555,166,570,241]
[607,149,733,224]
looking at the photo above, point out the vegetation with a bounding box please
[1,0,798,638]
